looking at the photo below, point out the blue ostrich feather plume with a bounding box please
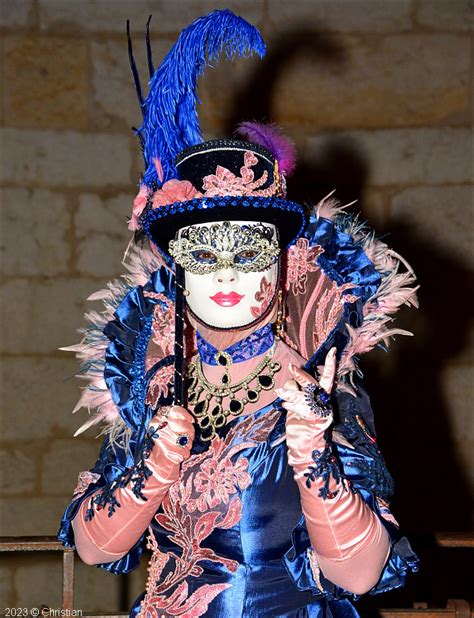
[136,9,266,187]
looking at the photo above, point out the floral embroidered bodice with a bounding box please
[129,388,417,618]
[134,404,308,617]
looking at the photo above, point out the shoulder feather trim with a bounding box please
[60,243,163,446]
[312,193,419,394]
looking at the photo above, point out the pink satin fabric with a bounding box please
[72,407,194,565]
[286,412,391,594]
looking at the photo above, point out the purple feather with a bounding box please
[237,121,296,176]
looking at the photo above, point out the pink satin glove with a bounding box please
[72,405,195,565]
[276,351,390,595]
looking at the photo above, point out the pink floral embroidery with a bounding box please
[144,292,175,357]
[145,364,174,408]
[190,456,251,512]
[142,293,175,408]
[152,301,175,356]
[202,151,278,198]
[286,238,324,295]
[137,409,280,618]
[152,179,203,209]
[139,571,231,618]
[250,276,275,318]
[313,281,358,350]
[73,470,100,498]
[131,151,282,232]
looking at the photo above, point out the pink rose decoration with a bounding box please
[152,179,203,208]
[129,184,150,231]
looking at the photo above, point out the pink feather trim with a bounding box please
[153,157,164,183]
[337,234,419,386]
[236,122,296,176]
[62,243,165,438]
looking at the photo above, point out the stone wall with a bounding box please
[1,0,472,612]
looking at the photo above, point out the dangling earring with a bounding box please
[275,289,284,340]
[183,289,190,297]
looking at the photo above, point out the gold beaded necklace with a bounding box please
[187,291,284,441]
[187,347,281,441]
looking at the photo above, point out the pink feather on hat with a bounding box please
[236,121,297,176]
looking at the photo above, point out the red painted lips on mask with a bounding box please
[210,292,245,307]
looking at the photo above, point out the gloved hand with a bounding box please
[276,351,390,595]
[72,405,195,565]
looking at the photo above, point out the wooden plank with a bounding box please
[62,549,75,611]
[447,599,471,618]
[435,532,474,548]
[376,609,456,618]
[0,536,70,552]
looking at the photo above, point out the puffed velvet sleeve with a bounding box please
[283,381,419,600]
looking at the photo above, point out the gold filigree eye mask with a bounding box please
[168,221,280,275]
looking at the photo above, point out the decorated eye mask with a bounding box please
[169,220,280,275]
[169,220,280,329]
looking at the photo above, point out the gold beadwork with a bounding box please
[187,343,281,442]
[275,289,284,340]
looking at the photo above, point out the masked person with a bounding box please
[57,10,419,618]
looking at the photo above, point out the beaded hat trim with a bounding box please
[142,195,307,252]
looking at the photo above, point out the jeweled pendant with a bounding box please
[210,404,222,418]
[199,415,211,429]
[247,390,259,402]
[194,398,209,416]
[258,374,273,389]
[229,399,243,414]
[215,351,232,367]
[214,413,226,429]
[187,384,203,405]
[200,424,214,442]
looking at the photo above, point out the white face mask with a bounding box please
[169,220,280,329]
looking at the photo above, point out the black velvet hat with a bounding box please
[140,138,306,253]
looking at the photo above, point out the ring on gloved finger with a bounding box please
[303,383,332,418]
[176,433,190,448]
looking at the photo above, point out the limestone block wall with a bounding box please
[0,0,472,612]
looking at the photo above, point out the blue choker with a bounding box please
[196,324,275,366]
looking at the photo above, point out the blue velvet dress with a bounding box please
[57,210,419,617]
[58,382,418,617]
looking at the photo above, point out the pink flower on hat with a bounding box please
[128,184,150,231]
[152,179,203,209]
